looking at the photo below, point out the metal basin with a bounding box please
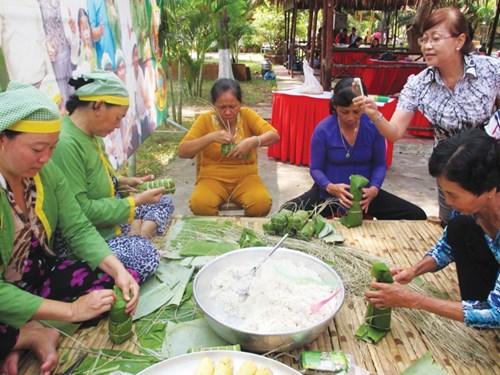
[193,247,345,353]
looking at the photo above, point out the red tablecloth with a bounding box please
[332,51,373,78]
[267,91,395,168]
[361,59,427,95]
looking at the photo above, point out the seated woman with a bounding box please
[178,78,280,216]
[282,77,426,220]
[366,129,499,328]
[51,70,174,283]
[0,82,139,375]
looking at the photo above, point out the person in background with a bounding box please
[335,28,349,46]
[349,37,363,48]
[0,82,139,375]
[51,70,174,283]
[282,77,426,220]
[178,78,280,216]
[348,27,358,45]
[355,7,500,226]
[370,38,380,48]
[371,30,382,44]
[366,129,499,328]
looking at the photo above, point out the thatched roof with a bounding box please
[278,0,419,12]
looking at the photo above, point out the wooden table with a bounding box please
[18,218,500,375]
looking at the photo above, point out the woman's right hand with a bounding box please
[211,130,233,145]
[326,183,354,207]
[133,187,164,206]
[69,289,117,322]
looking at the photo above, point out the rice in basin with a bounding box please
[210,258,340,332]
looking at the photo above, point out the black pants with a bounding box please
[446,215,498,301]
[281,183,427,220]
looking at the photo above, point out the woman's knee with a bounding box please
[243,195,272,217]
[189,188,221,216]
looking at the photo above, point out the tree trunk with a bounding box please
[406,0,439,53]
[218,49,234,79]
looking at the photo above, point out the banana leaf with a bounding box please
[109,286,133,344]
[355,262,394,343]
[340,174,369,228]
[401,351,449,374]
[179,239,239,256]
[66,349,158,374]
[238,227,266,248]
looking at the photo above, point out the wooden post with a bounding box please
[289,0,298,77]
[309,0,319,67]
[321,0,334,91]
[487,0,500,55]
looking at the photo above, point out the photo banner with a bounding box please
[0,0,168,169]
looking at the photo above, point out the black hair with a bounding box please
[329,77,368,114]
[65,77,117,114]
[210,78,242,104]
[2,129,21,139]
[428,129,500,195]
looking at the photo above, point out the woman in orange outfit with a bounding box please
[178,78,280,216]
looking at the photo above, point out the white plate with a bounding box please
[137,350,301,374]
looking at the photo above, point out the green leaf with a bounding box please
[401,351,449,374]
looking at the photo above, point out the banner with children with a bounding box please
[0,0,168,169]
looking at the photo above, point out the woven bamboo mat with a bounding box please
[18,218,500,374]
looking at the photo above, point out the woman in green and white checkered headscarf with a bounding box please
[51,70,175,284]
[0,81,140,375]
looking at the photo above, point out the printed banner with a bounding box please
[0,0,168,169]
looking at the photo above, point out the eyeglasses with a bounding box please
[417,35,455,46]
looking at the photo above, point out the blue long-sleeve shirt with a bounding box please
[427,212,500,328]
[310,113,386,200]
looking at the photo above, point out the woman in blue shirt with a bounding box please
[282,77,426,220]
[366,129,499,328]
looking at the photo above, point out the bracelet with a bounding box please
[254,135,261,148]
[373,113,384,125]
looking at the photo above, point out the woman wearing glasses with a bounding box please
[355,7,500,225]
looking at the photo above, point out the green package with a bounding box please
[340,174,369,228]
[301,351,349,373]
[109,286,134,344]
[355,262,394,343]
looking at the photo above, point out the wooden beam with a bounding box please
[321,0,334,91]
[487,0,500,55]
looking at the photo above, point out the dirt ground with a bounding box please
[165,64,439,219]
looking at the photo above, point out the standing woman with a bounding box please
[366,130,499,328]
[356,7,500,225]
[178,78,280,216]
[51,70,174,283]
[0,82,139,375]
[282,77,426,220]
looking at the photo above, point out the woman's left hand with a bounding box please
[227,137,256,159]
[353,95,380,120]
[360,186,379,212]
[119,175,155,188]
[365,281,416,309]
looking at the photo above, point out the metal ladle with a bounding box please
[235,233,289,297]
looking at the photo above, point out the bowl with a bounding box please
[193,247,345,353]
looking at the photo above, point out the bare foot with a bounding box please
[5,321,60,375]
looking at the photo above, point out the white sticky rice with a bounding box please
[210,258,340,333]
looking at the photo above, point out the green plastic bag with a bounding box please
[340,174,369,228]
[355,262,394,343]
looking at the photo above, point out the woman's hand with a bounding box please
[69,289,117,322]
[227,137,257,159]
[391,266,416,284]
[365,281,419,309]
[326,183,353,207]
[113,270,140,315]
[211,130,234,145]
[119,175,155,189]
[360,186,379,212]
[134,187,164,206]
[352,95,380,121]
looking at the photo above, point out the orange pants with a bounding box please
[189,175,272,216]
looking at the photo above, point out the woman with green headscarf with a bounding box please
[50,70,174,283]
[0,82,139,375]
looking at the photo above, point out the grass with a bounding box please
[117,55,276,177]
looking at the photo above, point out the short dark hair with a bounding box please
[66,77,118,114]
[421,7,474,55]
[428,129,500,195]
[329,77,368,114]
[210,78,242,104]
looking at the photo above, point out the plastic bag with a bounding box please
[291,59,324,95]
